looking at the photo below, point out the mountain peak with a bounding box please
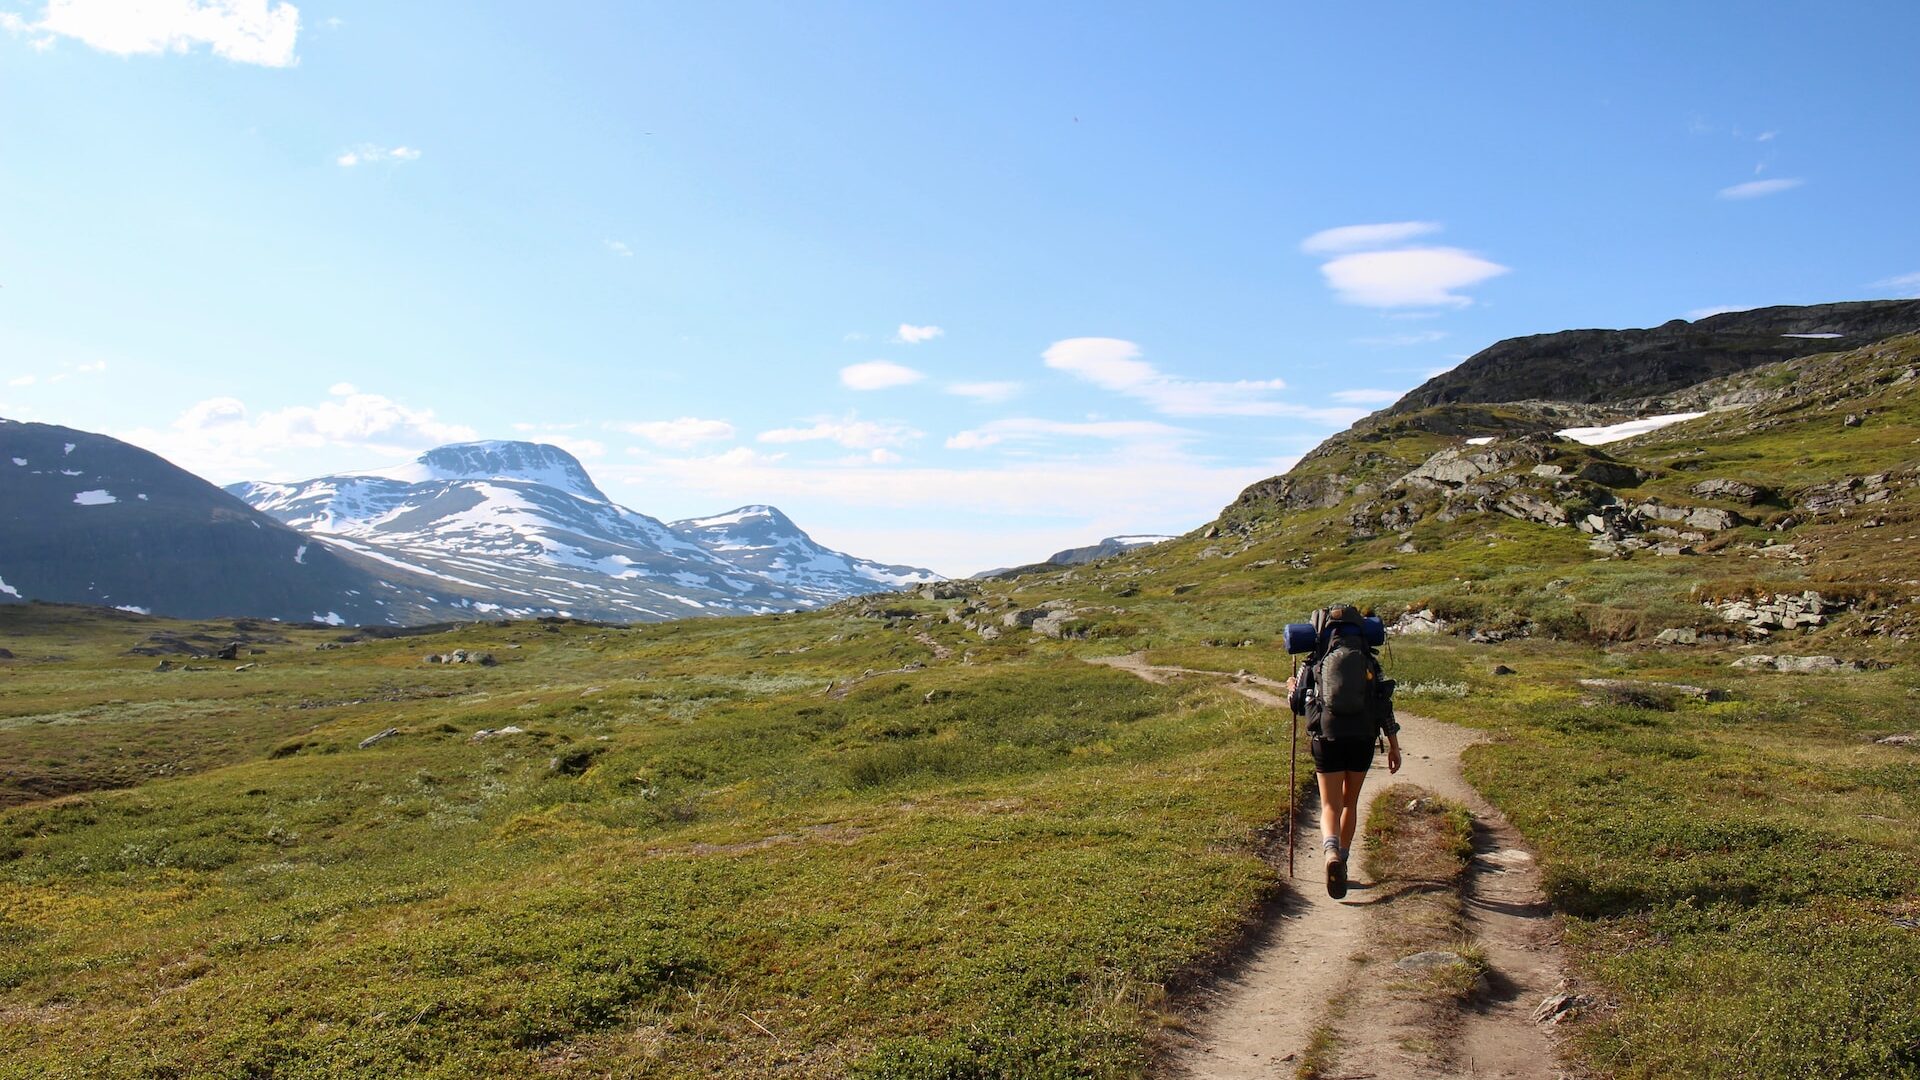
[357,441,607,502]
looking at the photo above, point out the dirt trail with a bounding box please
[1088,653,1565,1079]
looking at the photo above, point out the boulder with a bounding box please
[1874,733,1917,747]
[1689,478,1772,505]
[1655,628,1699,645]
[1002,608,1048,629]
[358,727,400,749]
[1731,655,1887,673]
[1392,609,1450,635]
[215,642,241,661]
[471,725,526,741]
[1576,460,1644,487]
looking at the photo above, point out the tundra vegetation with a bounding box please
[3,336,1919,1077]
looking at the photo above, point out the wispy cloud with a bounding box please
[1354,329,1448,347]
[946,381,1022,404]
[604,239,633,258]
[1300,221,1441,256]
[945,417,1189,450]
[615,417,736,449]
[1319,248,1509,309]
[10,0,301,66]
[1042,338,1357,422]
[759,417,920,449]
[1717,177,1803,199]
[118,386,475,482]
[840,360,924,391]
[894,323,943,345]
[336,145,422,168]
[1329,388,1404,405]
[1872,271,1920,298]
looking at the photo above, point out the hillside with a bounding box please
[2,324,1918,1078]
[0,419,444,624]
[1390,298,1920,412]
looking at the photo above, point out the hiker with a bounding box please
[1286,605,1401,899]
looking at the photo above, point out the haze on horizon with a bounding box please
[2,1,1917,576]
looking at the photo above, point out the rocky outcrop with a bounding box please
[1707,591,1845,633]
[1689,479,1773,506]
[424,649,496,666]
[1729,655,1889,673]
[1797,472,1902,514]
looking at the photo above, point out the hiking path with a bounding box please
[1088,652,1568,1080]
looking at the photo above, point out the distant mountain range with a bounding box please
[970,535,1175,580]
[0,425,939,624]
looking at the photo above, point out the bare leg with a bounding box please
[1337,771,1367,855]
[1316,771,1345,848]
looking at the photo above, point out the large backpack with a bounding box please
[1310,606,1390,742]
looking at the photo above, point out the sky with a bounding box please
[3,1,1918,576]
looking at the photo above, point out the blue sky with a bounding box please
[3,1,1917,575]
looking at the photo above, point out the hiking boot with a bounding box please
[1324,840,1347,899]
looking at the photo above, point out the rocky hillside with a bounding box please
[1390,299,1920,412]
[0,419,443,623]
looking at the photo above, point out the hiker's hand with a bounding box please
[1286,676,1297,694]
[1387,745,1402,774]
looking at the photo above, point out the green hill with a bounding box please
[2,328,1918,1078]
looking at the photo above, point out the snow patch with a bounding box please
[60,469,82,476]
[72,489,117,506]
[1465,436,1497,446]
[137,494,149,501]
[0,575,19,598]
[63,442,75,455]
[10,458,24,466]
[1556,412,1706,446]
[115,605,151,615]
[1782,333,1843,339]
[294,544,308,564]
[312,611,347,626]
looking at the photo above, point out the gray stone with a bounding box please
[358,727,400,749]
[1655,628,1699,645]
[1875,734,1918,747]
[1002,608,1048,629]
[1689,478,1771,505]
[1576,460,1644,487]
[1392,609,1449,635]
[471,725,526,741]
[1395,950,1469,972]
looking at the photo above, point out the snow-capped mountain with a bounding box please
[668,505,941,604]
[230,442,940,621]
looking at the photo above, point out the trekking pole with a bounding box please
[1287,660,1299,879]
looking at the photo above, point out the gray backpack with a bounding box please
[1311,608,1387,742]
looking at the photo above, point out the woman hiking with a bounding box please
[1287,605,1401,899]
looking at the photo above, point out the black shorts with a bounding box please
[1311,735,1375,774]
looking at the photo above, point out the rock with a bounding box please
[1690,478,1771,505]
[215,642,241,661]
[0,648,12,660]
[424,653,443,664]
[1491,664,1517,676]
[1576,460,1644,487]
[233,663,255,672]
[1876,734,1918,747]
[1579,677,1728,702]
[916,582,970,600]
[1197,546,1224,559]
[1001,608,1048,629]
[1395,950,1469,972]
[1530,464,1565,478]
[1031,612,1088,639]
[1532,988,1594,1025]
[358,727,400,749]
[1392,609,1450,635]
[1171,582,1201,595]
[153,659,174,672]
[471,725,525,741]
[1203,524,1220,539]
[1655,628,1699,645]
[425,650,498,666]
[1685,507,1742,532]
[1844,413,1863,427]
[1651,542,1694,556]
[1731,655,1887,673]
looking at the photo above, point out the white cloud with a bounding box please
[1330,388,1404,405]
[946,380,1022,403]
[945,417,1189,450]
[336,145,421,167]
[839,360,925,391]
[118,388,475,482]
[616,417,736,449]
[1299,221,1442,256]
[328,381,357,396]
[759,417,920,449]
[24,0,300,66]
[1872,271,1920,298]
[1319,248,1509,309]
[1756,130,1778,142]
[7,375,33,387]
[894,323,944,345]
[1354,329,1448,347]
[539,435,606,460]
[604,239,633,258]
[1041,338,1359,422]
[1717,177,1803,199]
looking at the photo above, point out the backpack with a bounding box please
[1308,606,1393,742]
